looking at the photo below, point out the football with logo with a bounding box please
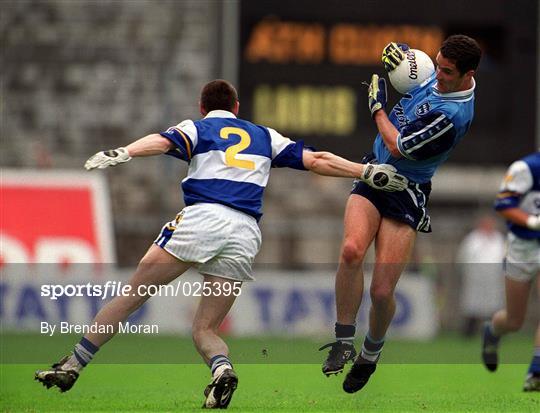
[388,49,435,94]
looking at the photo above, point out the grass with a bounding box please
[1,333,539,412]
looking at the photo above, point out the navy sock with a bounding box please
[335,322,355,345]
[209,354,232,376]
[360,333,385,362]
[72,337,99,368]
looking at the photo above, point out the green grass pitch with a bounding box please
[1,333,539,412]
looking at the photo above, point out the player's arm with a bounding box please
[367,74,401,157]
[302,151,408,191]
[125,134,175,157]
[494,160,540,229]
[497,208,536,228]
[268,126,407,190]
[373,111,401,157]
[84,134,174,170]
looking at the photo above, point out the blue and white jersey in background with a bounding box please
[160,110,306,220]
[373,74,475,184]
[494,152,540,240]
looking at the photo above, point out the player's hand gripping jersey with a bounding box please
[160,110,307,220]
[494,152,540,239]
[374,74,476,184]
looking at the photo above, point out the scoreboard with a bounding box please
[239,0,537,164]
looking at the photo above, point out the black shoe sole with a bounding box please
[203,370,238,409]
[35,371,77,392]
[322,367,345,377]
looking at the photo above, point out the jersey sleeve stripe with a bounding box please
[496,191,521,198]
[400,114,449,144]
[173,128,192,159]
[403,122,454,153]
[396,134,416,160]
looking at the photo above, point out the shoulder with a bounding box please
[521,152,540,171]
[501,159,534,194]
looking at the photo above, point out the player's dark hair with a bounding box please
[440,35,482,74]
[200,79,238,113]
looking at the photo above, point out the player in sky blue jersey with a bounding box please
[35,79,408,409]
[482,152,540,391]
[319,35,482,393]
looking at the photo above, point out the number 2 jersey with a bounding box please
[374,74,476,184]
[159,110,307,221]
[494,152,540,240]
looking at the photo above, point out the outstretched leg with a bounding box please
[35,244,192,392]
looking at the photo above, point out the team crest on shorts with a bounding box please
[415,102,431,117]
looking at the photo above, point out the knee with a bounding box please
[370,285,394,308]
[341,239,368,265]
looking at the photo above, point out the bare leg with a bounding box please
[191,275,240,365]
[368,218,416,340]
[86,244,193,346]
[491,276,532,337]
[335,195,381,324]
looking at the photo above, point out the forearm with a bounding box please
[125,134,174,157]
[373,111,401,158]
[303,151,364,178]
[498,207,531,228]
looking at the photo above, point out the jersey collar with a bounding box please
[432,78,476,100]
[204,110,237,119]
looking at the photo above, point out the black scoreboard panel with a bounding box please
[239,0,537,164]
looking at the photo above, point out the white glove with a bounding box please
[359,163,408,192]
[526,214,540,230]
[84,147,131,170]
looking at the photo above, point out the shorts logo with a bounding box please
[404,214,414,223]
[415,102,431,117]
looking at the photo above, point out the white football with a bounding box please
[388,49,435,94]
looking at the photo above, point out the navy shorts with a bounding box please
[351,154,432,233]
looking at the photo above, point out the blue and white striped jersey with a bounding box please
[160,110,306,220]
[494,152,540,240]
[374,74,476,183]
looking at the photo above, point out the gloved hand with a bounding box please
[84,147,132,170]
[368,74,387,117]
[381,42,410,72]
[359,164,408,192]
[526,214,540,230]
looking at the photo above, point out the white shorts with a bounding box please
[504,233,540,282]
[154,203,261,281]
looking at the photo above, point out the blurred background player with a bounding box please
[319,35,482,393]
[482,151,540,392]
[457,214,505,337]
[34,79,408,408]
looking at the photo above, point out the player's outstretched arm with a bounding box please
[84,134,174,170]
[302,151,408,191]
[498,207,540,230]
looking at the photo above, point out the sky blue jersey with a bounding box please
[494,152,540,240]
[373,74,476,184]
[159,110,306,221]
